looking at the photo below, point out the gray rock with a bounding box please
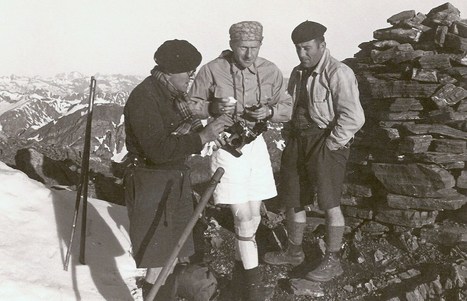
[14,148,79,187]
[288,278,324,297]
[372,163,455,197]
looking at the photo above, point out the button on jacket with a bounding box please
[287,48,365,150]
[189,50,292,126]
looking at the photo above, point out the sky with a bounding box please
[1,0,467,77]
[0,161,141,300]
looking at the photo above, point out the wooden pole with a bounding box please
[145,167,224,301]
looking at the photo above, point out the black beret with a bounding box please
[154,39,202,74]
[291,21,327,44]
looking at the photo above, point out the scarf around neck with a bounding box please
[151,66,203,135]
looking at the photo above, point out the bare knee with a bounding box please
[286,207,306,223]
[325,206,344,226]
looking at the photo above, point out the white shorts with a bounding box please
[210,135,277,204]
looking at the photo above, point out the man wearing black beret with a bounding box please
[124,39,225,299]
[264,21,365,283]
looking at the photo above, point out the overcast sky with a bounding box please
[1,0,466,77]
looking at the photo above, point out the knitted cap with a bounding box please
[154,39,202,74]
[291,21,327,44]
[229,21,263,42]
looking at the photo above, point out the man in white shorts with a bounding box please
[189,21,292,300]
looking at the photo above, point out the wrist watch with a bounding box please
[267,106,273,119]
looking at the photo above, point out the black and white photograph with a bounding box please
[0,1,467,300]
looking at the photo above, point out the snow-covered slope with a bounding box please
[0,161,141,300]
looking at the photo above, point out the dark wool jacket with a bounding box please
[124,74,203,167]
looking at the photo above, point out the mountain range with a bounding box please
[0,73,144,167]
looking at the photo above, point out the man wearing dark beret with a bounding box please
[264,21,365,283]
[123,39,225,299]
[189,21,292,300]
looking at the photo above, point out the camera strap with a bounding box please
[229,61,262,123]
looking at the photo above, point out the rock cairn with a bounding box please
[341,2,467,241]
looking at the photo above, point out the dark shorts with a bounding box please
[280,125,350,210]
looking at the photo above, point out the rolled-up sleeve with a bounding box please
[188,65,212,119]
[326,66,365,150]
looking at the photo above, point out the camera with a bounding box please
[222,105,268,157]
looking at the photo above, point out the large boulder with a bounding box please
[14,148,79,187]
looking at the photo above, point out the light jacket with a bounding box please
[287,48,365,150]
[189,50,292,127]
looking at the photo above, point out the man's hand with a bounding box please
[209,97,237,116]
[244,104,272,121]
[199,117,226,144]
[212,133,229,151]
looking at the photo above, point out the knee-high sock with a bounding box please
[326,225,345,252]
[235,216,261,269]
[287,220,307,253]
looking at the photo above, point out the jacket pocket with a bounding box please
[312,87,333,120]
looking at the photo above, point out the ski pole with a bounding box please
[64,76,97,270]
[145,167,224,301]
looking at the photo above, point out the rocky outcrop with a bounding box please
[14,148,79,187]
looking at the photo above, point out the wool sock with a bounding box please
[287,220,307,253]
[326,225,345,252]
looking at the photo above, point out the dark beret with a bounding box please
[291,21,327,44]
[154,39,202,74]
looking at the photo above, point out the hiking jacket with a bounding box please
[287,48,365,150]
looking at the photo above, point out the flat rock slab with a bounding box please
[375,206,438,228]
[403,123,467,140]
[365,80,440,99]
[386,193,467,210]
[411,152,467,164]
[289,278,324,297]
[371,163,455,197]
[420,222,467,246]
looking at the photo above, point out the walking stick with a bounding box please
[64,76,97,271]
[145,167,224,301]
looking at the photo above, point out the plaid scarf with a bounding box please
[151,67,203,135]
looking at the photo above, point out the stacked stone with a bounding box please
[341,2,467,234]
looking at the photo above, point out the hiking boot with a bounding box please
[141,269,179,301]
[141,280,153,300]
[243,266,274,301]
[305,251,343,282]
[264,220,306,266]
[263,248,305,266]
[229,261,245,301]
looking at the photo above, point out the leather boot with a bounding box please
[263,221,306,266]
[141,280,153,300]
[229,261,245,301]
[244,266,274,301]
[305,251,343,282]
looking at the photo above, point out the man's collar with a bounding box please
[219,50,257,74]
[232,62,257,74]
[312,48,329,74]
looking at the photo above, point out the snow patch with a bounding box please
[0,161,140,300]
